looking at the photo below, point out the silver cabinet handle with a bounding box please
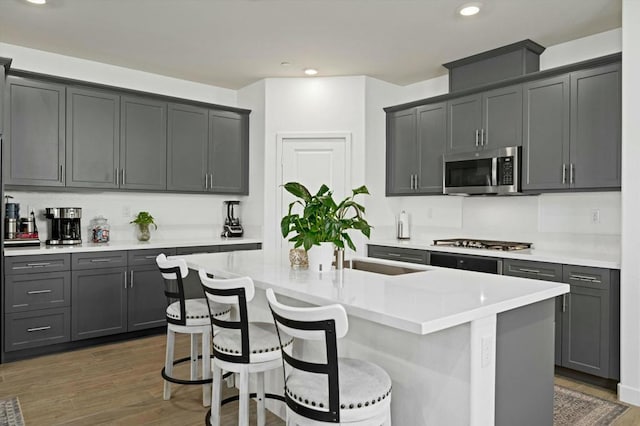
[27,326,51,332]
[387,252,402,257]
[130,270,134,288]
[124,271,128,289]
[144,255,157,259]
[519,267,541,274]
[569,274,601,283]
[27,262,52,267]
[27,289,52,295]
[481,128,485,146]
[562,164,566,184]
[414,174,418,190]
[562,294,567,312]
[570,163,575,184]
[475,129,479,147]
[116,168,119,186]
[122,168,126,185]
[209,173,214,188]
[90,258,112,263]
[410,174,414,190]
[204,174,208,190]
[60,164,64,183]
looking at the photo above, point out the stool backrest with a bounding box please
[155,253,189,326]
[266,288,348,423]
[198,269,254,364]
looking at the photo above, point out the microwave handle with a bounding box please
[491,158,498,186]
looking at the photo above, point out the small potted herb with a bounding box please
[130,211,157,241]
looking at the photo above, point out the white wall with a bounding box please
[540,28,622,70]
[262,77,367,252]
[619,0,640,406]
[0,43,267,242]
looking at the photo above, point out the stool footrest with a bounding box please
[161,355,213,386]
[205,394,284,424]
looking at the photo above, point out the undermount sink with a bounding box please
[347,259,424,276]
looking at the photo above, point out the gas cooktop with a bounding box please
[432,238,532,251]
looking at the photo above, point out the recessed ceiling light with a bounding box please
[26,0,47,4]
[304,68,318,76]
[458,3,481,16]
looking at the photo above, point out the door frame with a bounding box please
[275,132,352,249]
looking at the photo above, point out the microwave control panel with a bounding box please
[499,157,514,185]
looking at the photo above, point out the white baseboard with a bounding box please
[618,383,640,406]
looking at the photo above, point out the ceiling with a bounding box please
[0,0,621,90]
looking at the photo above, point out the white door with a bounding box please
[279,135,350,248]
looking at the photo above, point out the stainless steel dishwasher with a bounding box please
[429,252,503,274]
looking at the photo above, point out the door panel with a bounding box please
[167,103,208,191]
[386,109,417,194]
[209,110,248,194]
[417,103,446,194]
[483,85,523,149]
[447,94,482,153]
[127,267,167,331]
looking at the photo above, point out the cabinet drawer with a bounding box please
[563,265,610,290]
[4,254,70,275]
[367,245,429,264]
[4,307,71,352]
[502,259,563,282]
[128,248,177,267]
[176,246,220,255]
[218,243,262,252]
[5,271,71,313]
[71,251,127,270]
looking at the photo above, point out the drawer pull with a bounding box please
[27,326,52,332]
[27,289,52,295]
[569,274,601,283]
[26,262,52,267]
[90,258,113,263]
[518,268,541,274]
[145,255,157,259]
[386,253,402,257]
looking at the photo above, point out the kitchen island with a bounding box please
[181,250,569,426]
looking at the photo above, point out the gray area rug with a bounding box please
[555,385,629,425]
[0,397,24,426]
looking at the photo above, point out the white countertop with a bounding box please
[370,238,621,269]
[2,237,262,257]
[181,250,569,335]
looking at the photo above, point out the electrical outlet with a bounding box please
[122,205,131,218]
[591,209,601,224]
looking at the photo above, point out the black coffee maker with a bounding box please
[221,201,243,238]
[45,207,83,245]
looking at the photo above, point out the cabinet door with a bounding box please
[127,266,167,331]
[386,109,417,195]
[208,110,249,194]
[482,84,523,149]
[4,76,65,186]
[570,63,621,189]
[120,96,167,190]
[446,94,482,153]
[66,87,120,188]
[71,268,127,340]
[561,266,611,377]
[522,75,570,191]
[167,103,208,192]
[416,103,446,194]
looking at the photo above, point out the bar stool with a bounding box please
[198,269,292,426]
[155,253,231,406]
[266,288,392,425]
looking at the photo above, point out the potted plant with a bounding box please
[280,182,372,271]
[130,211,157,241]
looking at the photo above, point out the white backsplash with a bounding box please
[6,190,262,242]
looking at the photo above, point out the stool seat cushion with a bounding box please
[213,322,293,363]
[166,298,231,326]
[285,358,392,416]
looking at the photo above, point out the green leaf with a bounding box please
[352,185,370,196]
[283,182,311,202]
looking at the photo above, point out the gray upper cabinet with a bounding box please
[386,103,445,195]
[570,63,621,190]
[4,76,65,186]
[446,84,522,154]
[66,87,120,188]
[522,75,571,191]
[386,108,417,195]
[120,96,167,190]
[208,110,249,194]
[167,103,208,192]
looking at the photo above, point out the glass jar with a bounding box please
[91,216,110,243]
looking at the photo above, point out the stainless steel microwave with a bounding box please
[443,146,521,195]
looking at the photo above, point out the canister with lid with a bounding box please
[90,216,110,243]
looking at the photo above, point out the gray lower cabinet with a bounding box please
[4,76,66,187]
[367,244,429,264]
[446,85,522,154]
[66,86,120,188]
[120,95,167,190]
[3,254,72,352]
[208,110,249,194]
[386,103,446,195]
[502,259,620,380]
[167,103,209,192]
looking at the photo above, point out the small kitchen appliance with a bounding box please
[397,210,410,240]
[45,207,82,245]
[221,200,243,238]
[3,196,41,247]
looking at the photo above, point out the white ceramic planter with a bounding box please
[307,242,334,272]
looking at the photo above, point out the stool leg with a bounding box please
[210,359,223,426]
[257,371,265,426]
[238,366,250,426]
[163,329,175,400]
[202,330,211,407]
[191,333,198,381]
